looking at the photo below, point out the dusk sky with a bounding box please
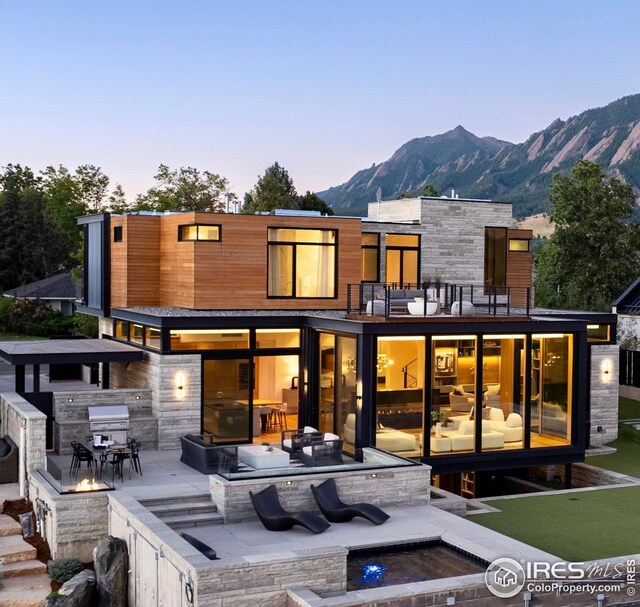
[2,1,639,200]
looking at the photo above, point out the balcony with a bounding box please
[346,283,532,319]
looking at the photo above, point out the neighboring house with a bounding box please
[3,271,77,315]
[614,276,640,349]
[76,195,618,495]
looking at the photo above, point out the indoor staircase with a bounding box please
[139,493,223,529]
[0,514,50,607]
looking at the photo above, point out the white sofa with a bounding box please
[487,408,523,442]
[446,420,505,451]
[344,413,417,452]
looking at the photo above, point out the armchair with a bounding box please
[301,433,344,467]
[281,427,322,454]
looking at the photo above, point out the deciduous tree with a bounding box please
[535,160,640,311]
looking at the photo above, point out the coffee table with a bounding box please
[237,444,290,469]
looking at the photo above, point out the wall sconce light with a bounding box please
[286,480,293,485]
[67,398,73,403]
[370,473,377,478]
[601,359,612,383]
[175,372,186,398]
[134,395,141,400]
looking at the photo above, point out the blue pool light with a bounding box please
[361,563,387,583]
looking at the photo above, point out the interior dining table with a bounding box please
[235,399,284,436]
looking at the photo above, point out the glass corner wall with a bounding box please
[375,336,424,456]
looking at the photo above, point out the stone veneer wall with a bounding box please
[589,344,619,447]
[0,392,47,496]
[110,351,201,450]
[531,462,640,489]
[28,470,109,562]
[108,491,346,607]
[211,461,431,523]
[287,554,640,607]
[365,198,513,286]
[53,388,157,454]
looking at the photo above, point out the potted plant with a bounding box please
[261,442,272,452]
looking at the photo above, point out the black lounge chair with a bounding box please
[249,484,330,534]
[310,478,390,525]
[180,531,218,560]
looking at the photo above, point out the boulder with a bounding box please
[46,569,96,607]
[94,535,129,607]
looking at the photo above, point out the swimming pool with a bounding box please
[347,540,487,591]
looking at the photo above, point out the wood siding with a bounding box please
[110,216,161,308]
[507,228,533,306]
[112,213,362,310]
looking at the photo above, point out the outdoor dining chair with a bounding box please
[249,484,330,534]
[310,478,390,525]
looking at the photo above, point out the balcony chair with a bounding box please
[281,427,322,455]
[310,478,389,525]
[300,433,344,467]
[249,484,330,534]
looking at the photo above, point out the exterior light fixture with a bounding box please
[601,359,612,383]
[68,398,74,403]
[134,395,141,400]
[286,480,293,485]
[175,373,186,398]
[370,473,377,478]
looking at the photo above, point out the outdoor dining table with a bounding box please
[86,441,133,482]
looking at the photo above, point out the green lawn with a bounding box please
[474,486,640,561]
[588,397,640,477]
[0,332,47,341]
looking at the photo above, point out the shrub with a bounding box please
[47,557,85,584]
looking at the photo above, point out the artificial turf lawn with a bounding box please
[473,486,640,562]
[587,397,640,477]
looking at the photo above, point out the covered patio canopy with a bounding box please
[0,338,144,392]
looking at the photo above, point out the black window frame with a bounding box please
[113,226,123,242]
[267,226,338,299]
[178,224,222,242]
[361,232,380,283]
[385,232,421,288]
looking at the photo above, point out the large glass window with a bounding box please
[531,334,572,446]
[385,234,420,287]
[170,329,250,350]
[480,335,525,452]
[202,358,251,443]
[130,324,144,345]
[178,224,221,241]
[256,329,300,349]
[319,334,336,436]
[114,320,129,340]
[484,227,507,288]
[431,337,477,455]
[145,327,161,350]
[361,233,380,282]
[268,228,336,298]
[376,336,424,456]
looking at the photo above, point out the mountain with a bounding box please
[318,94,640,218]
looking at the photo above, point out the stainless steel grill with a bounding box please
[88,405,129,443]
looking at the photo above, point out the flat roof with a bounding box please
[0,338,145,365]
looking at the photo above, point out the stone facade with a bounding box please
[110,352,201,450]
[28,470,109,562]
[531,462,640,489]
[589,344,619,447]
[0,392,47,496]
[210,460,431,523]
[53,388,157,454]
[365,197,513,285]
[108,492,346,607]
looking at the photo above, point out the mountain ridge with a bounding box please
[318,94,640,218]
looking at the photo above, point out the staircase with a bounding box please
[139,493,223,529]
[0,514,50,607]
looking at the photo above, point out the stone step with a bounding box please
[162,511,224,529]
[0,535,37,564]
[147,499,218,518]
[138,493,210,508]
[4,559,48,578]
[0,572,51,607]
[0,514,22,537]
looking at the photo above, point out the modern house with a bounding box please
[615,276,640,399]
[74,195,618,495]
